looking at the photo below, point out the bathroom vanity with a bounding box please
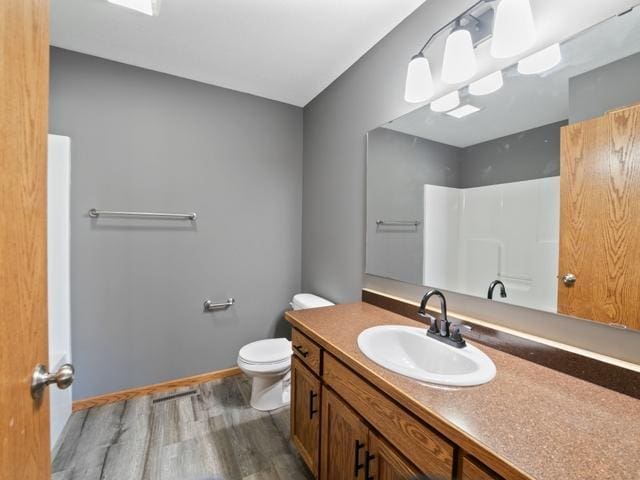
[286,302,640,480]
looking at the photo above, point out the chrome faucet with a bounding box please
[418,289,449,336]
[418,289,467,348]
[487,280,507,300]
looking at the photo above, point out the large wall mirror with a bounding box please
[366,6,640,330]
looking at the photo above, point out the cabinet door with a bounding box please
[367,431,424,480]
[291,356,321,476]
[321,388,369,480]
[459,455,502,480]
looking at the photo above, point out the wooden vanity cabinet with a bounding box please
[291,355,321,476]
[290,327,503,480]
[321,387,421,480]
[292,328,322,375]
[320,387,369,480]
[368,431,424,480]
[459,454,504,480]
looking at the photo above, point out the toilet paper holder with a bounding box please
[203,298,235,312]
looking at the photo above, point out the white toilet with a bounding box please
[237,293,334,411]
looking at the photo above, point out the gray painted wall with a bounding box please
[366,121,564,285]
[50,48,303,399]
[569,52,640,123]
[302,0,640,364]
[459,120,566,188]
[366,128,460,284]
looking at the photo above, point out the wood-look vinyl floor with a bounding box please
[52,375,313,480]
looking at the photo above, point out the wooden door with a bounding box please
[291,356,321,476]
[558,104,640,329]
[367,431,423,480]
[0,0,51,479]
[321,387,369,480]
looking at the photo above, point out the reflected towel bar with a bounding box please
[376,220,421,227]
[89,208,197,220]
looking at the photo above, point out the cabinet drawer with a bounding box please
[324,353,454,480]
[291,328,321,375]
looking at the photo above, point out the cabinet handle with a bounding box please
[364,451,375,480]
[294,345,309,357]
[354,440,365,477]
[309,390,318,419]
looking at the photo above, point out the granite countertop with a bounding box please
[285,302,640,480]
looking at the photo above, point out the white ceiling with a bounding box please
[50,0,426,107]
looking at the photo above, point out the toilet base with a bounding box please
[249,371,291,411]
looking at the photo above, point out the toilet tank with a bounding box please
[291,293,334,310]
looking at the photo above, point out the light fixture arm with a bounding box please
[416,0,490,54]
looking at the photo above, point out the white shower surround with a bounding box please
[423,177,560,313]
[47,134,72,449]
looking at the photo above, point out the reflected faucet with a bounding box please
[487,280,507,300]
[418,289,467,348]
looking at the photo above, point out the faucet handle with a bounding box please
[418,311,439,333]
[450,323,472,343]
[451,323,472,332]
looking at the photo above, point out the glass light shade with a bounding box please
[518,43,562,75]
[431,91,460,113]
[404,54,435,103]
[491,0,536,59]
[107,0,160,16]
[469,71,504,96]
[441,29,477,84]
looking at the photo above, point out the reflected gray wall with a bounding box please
[302,0,640,364]
[50,48,303,399]
[459,121,566,188]
[570,52,640,123]
[366,128,460,284]
[366,121,564,285]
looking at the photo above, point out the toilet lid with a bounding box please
[239,338,292,365]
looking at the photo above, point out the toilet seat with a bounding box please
[238,338,291,365]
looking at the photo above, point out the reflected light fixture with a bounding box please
[441,27,478,85]
[518,43,562,75]
[107,0,160,16]
[447,104,481,119]
[431,91,460,113]
[491,0,536,59]
[404,54,435,103]
[469,71,504,96]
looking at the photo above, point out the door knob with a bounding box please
[31,363,75,399]
[562,273,577,286]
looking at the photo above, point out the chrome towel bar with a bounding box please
[376,220,421,227]
[204,298,235,312]
[89,208,196,220]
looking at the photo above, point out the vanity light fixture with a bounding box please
[404,54,434,103]
[441,26,478,85]
[404,0,490,103]
[447,104,481,119]
[469,70,504,96]
[431,91,461,113]
[107,0,160,16]
[490,0,537,58]
[517,43,562,75]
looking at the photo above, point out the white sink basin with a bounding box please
[357,325,496,387]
